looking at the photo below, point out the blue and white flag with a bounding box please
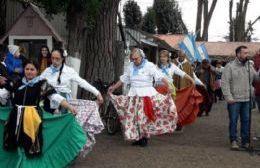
[197,43,209,61]
[178,33,201,63]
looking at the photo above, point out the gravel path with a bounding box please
[74,101,260,168]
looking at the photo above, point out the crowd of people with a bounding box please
[0,43,260,167]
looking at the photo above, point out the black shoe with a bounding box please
[139,138,148,147]
[175,125,183,132]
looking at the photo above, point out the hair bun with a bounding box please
[138,48,145,58]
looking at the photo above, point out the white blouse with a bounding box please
[41,64,100,99]
[157,63,186,83]
[120,61,163,97]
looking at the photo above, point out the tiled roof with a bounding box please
[154,34,260,57]
[0,3,63,43]
[196,41,260,57]
[154,34,185,48]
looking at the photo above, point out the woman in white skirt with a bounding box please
[108,48,178,147]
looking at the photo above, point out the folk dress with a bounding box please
[155,63,186,98]
[172,58,204,125]
[41,64,104,156]
[110,60,178,141]
[0,77,86,168]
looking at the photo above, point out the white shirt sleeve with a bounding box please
[193,72,204,86]
[172,64,186,78]
[48,93,66,109]
[149,63,164,81]
[71,68,100,96]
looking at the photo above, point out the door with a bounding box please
[14,39,47,62]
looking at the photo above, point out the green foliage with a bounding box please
[85,0,102,31]
[31,0,68,14]
[153,0,188,34]
[123,0,142,29]
[142,7,156,34]
[21,0,102,31]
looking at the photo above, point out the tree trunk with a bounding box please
[229,0,234,41]
[195,0,203,41]
[79,0,121,99]
[232,0,249,41]
[202,0,209,41]
[0,0,6,37]
[114,41,125,81]
[201,0,217,41]
[66,2,86,58]
[196,0,217,41]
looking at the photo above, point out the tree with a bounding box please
[0,0,7,37]
[244,16,260,41]
[153,0,188,34]
[26,0,122,98]
[195,0,218,41]
[141,7,156,34]
[123,0,142,29]
[79,0,122,98]
[229,0,259,42]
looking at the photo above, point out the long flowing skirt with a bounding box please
[68,99,104,157]
[0,106,86,168]
[110,94,178,141]
[175,86,203,126]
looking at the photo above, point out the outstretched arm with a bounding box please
[108,80,124,95]
[161,78,169,88]
[48,93,77,115]
[60,99,77,115]
[71,68,104,105]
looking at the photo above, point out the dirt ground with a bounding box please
[74,100,260,168]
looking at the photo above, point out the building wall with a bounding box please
[6,1,144,50]
[6,0,68,43]
[6,0,23,30]
[116,27,142,47]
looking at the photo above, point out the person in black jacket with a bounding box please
[0,44,11,105]
[0,44,8,79]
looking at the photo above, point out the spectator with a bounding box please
[38,45,51,73]
[5,45,23,82]
[253,49,260,113]
[215,61,224,101]
[196,59,216,116]
[222,45,259,150]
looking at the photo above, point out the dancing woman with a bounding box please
[0,60,86,167]
[155,50,194,98]
[41,48,104,156]
[108,48,178,147]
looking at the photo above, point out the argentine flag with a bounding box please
[178,33,201,63]
[197,43,210,61]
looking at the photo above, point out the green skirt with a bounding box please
[0,106,87,168]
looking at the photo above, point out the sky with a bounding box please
[120,0,260,42]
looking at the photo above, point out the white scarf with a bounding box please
[176,58,188,70]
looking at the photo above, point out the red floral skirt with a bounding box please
[110,94,178,141]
